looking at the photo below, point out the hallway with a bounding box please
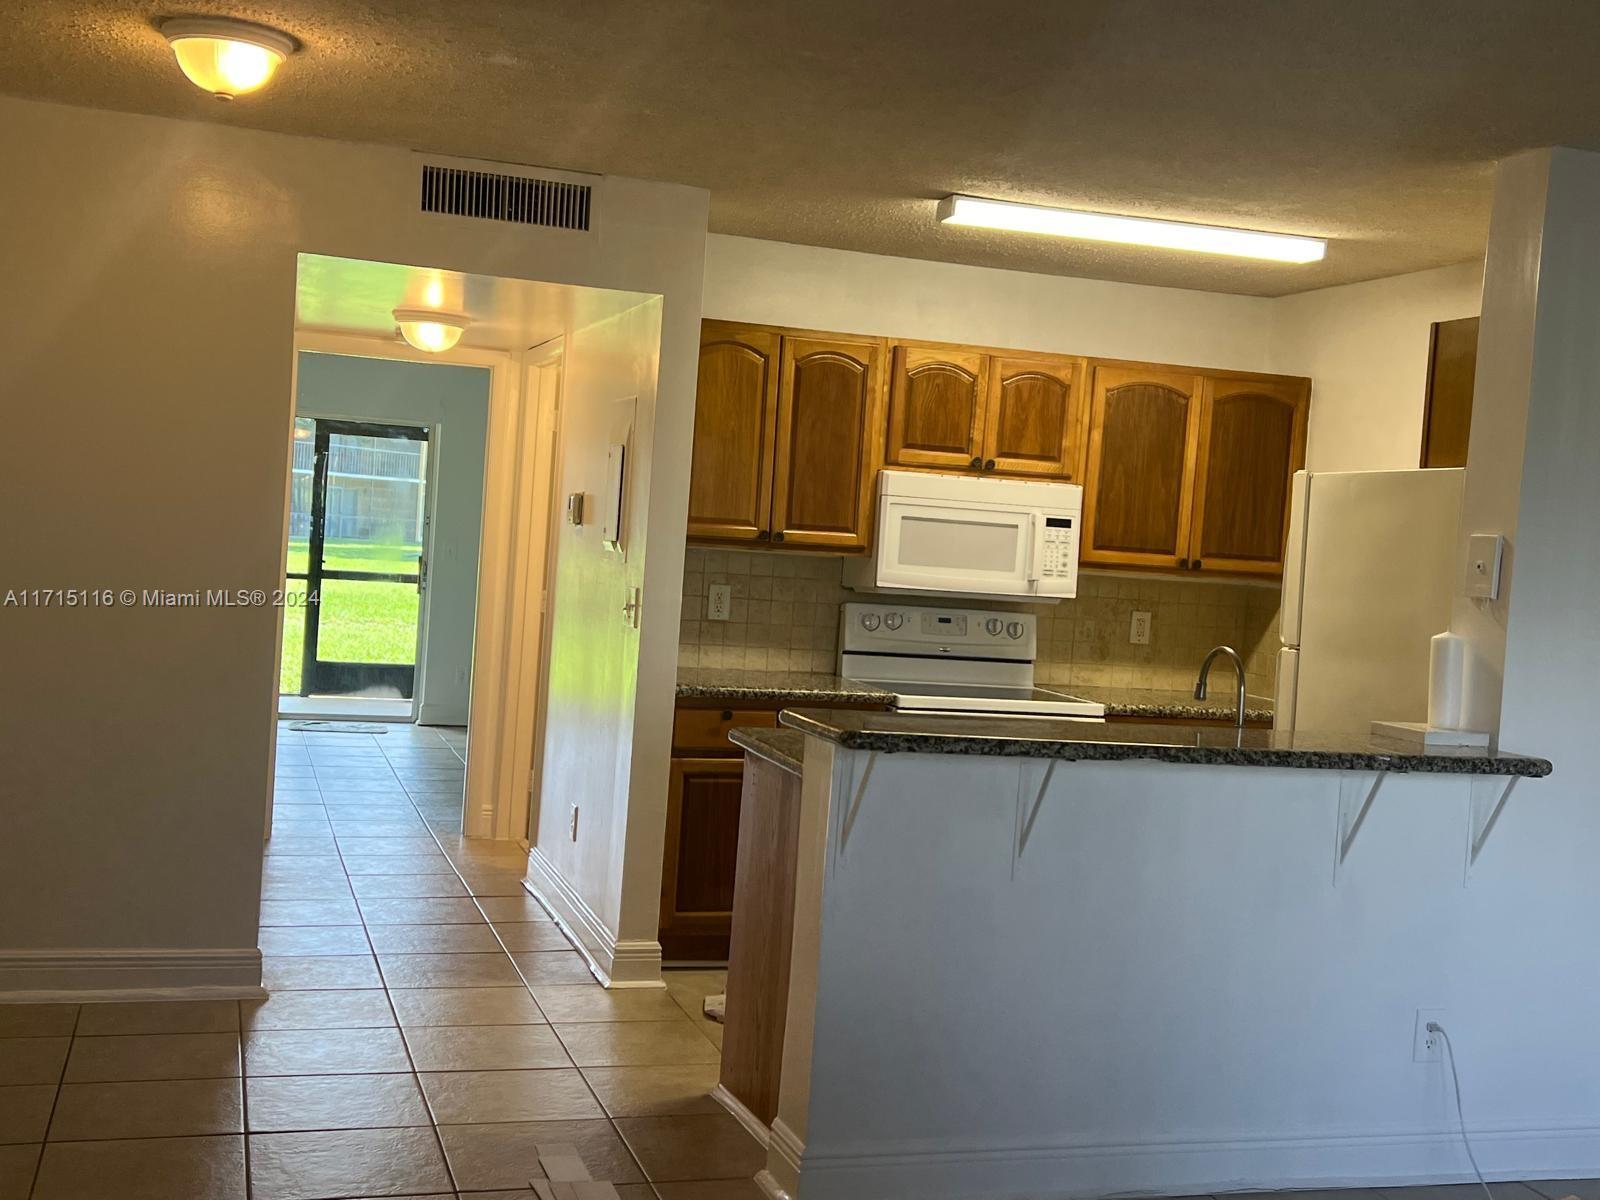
[0,723,758,1199]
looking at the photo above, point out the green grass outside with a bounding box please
[279,539,422,695]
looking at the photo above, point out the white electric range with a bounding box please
[838,602,1105,719]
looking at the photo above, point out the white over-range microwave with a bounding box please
[842,469,1083,600]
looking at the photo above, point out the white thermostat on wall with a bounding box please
[1466,532,1504,600]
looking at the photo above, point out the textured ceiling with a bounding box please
[4,0,1600,295]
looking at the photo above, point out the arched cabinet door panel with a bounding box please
[982,355,1086,480]
[687,323,780,543]
[770,335,887,551]
[886,346,987,470]
[1188,377,1309,576]
[1081,365,1204,570]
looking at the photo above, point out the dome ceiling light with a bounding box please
[393,308,472,354]
[159,17,298,100]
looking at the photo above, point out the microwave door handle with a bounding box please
[1025,513,1044,583]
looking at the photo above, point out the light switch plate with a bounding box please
[1466,533,1504,600]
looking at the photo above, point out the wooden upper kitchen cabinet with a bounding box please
[686,322,781,543]
[886,345,988,471]
[885,344,1086,480]
[1420,315,1479,469]
[982,354,1087,479]
[1081,364,1205,570]
[769,334,887,551]
[1187,376,1309,576]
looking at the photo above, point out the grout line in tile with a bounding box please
[27,1000,81,1196]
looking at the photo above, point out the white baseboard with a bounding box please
[712,1084,773,1149]
[0,948,264,1003]
[784,1123,1600,1200]
[522,846,664,989]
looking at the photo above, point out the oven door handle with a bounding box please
[1024,512,1044,584]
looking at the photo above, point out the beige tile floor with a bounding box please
[0,722,758,1200]
[10,726,1570,1200]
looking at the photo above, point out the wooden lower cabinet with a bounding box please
[659,757,745,962]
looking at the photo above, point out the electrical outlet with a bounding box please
[569,804,580,842]
[707,584,731,622]
[1130,610,1152,645]
[1413,1008,1446,1062]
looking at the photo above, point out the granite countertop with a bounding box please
[675,668,895,706]
[728,727,805,775]
[778,708,1552,778]
[1075,686,1276,723]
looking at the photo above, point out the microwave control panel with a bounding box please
[1040,516,1078,582]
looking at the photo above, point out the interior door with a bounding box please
[1081,365,1204,569]
[1187,376,1309,576]
[981,354,1085,479]
[285,417,430,702]
[886,345,987,471]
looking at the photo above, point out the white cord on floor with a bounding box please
[1429,1021,1495,1200]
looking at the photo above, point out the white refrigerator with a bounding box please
[1275,468,1463,736]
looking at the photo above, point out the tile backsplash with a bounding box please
[679,548,1281,698]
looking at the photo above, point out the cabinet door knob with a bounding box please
[721,709,733,721]
[756,530,770,541]
[773,531,785,542]
[1178,558,1190,569]
[984,459,996,471]
[1191,559,1203,571]
[969,456,982,469]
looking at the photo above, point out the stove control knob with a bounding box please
[1005,620,1025,640]
[860,612,881,632]
[884,612,904,631]
[984,617,1004,637]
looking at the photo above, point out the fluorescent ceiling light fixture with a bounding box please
[160,17,297,100]
[393,308,470,353]
[937,195,1326,263]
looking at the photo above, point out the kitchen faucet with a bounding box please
[1194,645,1248,729]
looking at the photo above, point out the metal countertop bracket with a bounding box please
[1465,774,1519,882]
[1333,771,1386,884]
[1013,760,1058,876]
[836,750,878,864]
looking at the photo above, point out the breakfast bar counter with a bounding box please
[752,706,1553,1200]
[778,707,1551,777]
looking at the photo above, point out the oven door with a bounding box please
[875,498,1040,596]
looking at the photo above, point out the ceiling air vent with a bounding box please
[419,164,592,232]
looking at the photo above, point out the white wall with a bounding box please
[295,349,490,725]
[527,299,680,984]
[704,235,1275,370]
[0,94,706,997]
[1271,261,1484,471]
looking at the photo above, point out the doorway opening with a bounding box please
[281,417,432,719]
[272,251,656,848]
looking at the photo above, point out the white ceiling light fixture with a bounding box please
[159,17,298,100]
[937,194,1326,264]
[393,308,471,353]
